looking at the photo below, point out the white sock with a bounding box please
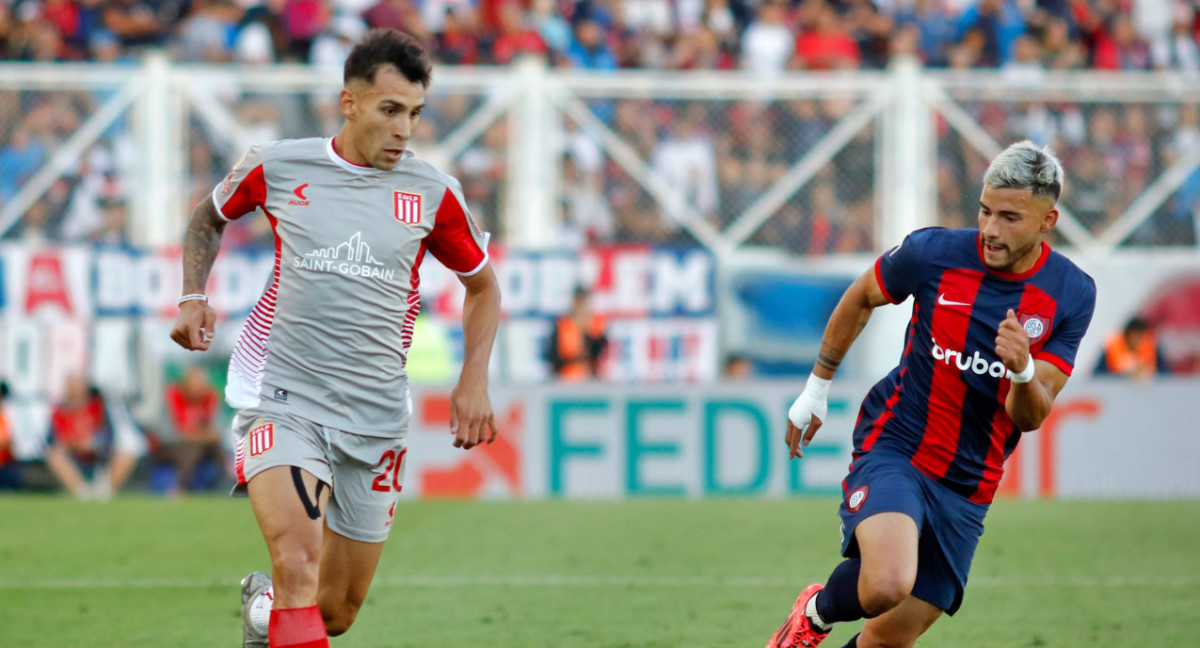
[248,586,273,635]
[805,591,832,633]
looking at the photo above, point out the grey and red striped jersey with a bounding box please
[211,137,489,437]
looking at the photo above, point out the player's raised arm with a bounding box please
[786,267,891,459]
[995,308,1069,431]
[449,262,501,450]
[169,199,226,352]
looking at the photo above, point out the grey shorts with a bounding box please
[232,408,408,543]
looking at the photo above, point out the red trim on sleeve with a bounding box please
[426,187,486,274]
[219,164,267,220]
[874,256,899,304]
[1034,351,1073,376]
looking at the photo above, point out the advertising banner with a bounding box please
[404,380,1200,500]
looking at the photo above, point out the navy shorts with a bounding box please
[838,451,988,615]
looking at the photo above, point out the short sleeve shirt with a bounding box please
[212,138,489,436]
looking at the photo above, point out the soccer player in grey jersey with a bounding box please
[170,30,501,648]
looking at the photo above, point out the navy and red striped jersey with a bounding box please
[851,227,1096,504]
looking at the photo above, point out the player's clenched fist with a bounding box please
[170,300,217,352]
[449,376,498,450]
[994,309,1031,375]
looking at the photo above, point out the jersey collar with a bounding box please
[325,138,413,173]
[976,234,1050,281]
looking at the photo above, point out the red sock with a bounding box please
[268,605,329,648]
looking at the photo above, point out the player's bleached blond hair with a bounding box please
[983,140,1064,202]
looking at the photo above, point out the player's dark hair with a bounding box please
[344,29,432,89]
[983,140,1064,202]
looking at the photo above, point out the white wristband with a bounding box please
[1010,354,1036,383]
[178,293,208,306]
[805,373,832,400]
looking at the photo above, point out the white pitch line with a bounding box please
[0,574,1197,591]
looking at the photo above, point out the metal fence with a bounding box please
[3,56,1199,256]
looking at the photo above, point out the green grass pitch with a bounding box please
[1,495,1197,647]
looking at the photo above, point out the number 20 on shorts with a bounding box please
[372,448,408,492]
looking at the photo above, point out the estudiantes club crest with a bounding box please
[394,191,421,225]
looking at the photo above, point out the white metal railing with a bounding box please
[1,55,1199,258]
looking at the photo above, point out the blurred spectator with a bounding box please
[404,299,457,383]
[545,286,608,381]
[892,0,956,67]
[723,353,753,379]
[1150,4,1200,74]
[176,0,242,63]
[1096,317,1170,379]
[490,2,547,64]
[1002,33,1044,83]
[281,0,331,60]
[43,374,144,500]
[310,13,366,73]
[422,0,476,35]
[101,0,177,52]
[843,0,893,69]
[1038,16,1086,70]
[163,366,226,493]
[652,104,718,234]
[668,24,734,70]
[560,152,614,245]
[0,381,19,490]
[1065,147,1115,234]
[1093,13,1151,70]
[1161,103,1200,245]
[431,8,480,64]
[362,0,425,37]
[566,17,616,70]
[234,13,281,64]
[89,197,130,244]
[794,2,861,71]
[741,0,793,77]
[0,128,47,205]
[955,0,1026,67]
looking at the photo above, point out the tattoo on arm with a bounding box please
[182,200,227,294]
[817,344,845,373]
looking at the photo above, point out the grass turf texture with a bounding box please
[0,496,1197,647]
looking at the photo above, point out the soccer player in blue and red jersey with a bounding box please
[767,141,1096,648]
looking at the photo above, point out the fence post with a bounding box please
[865,56,938,377]
[877,55,936,250]
[130,51,186,247]
[505,56,558,248]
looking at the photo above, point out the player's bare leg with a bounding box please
[854,512,920,615]
[316,526,387,635]
[248,465,332,647]
[107,451,137,493]
[44,446,90,498]
[856,595,943,648]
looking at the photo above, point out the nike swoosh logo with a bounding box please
[938,293,971,307]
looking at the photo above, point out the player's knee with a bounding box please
[269,545,322,590]
[859,570,913,614]
[322,600,361,636]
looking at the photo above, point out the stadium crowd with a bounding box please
[0,0,1198,73]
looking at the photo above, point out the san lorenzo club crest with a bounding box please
[1019,314,1051,343]
[394,191,422,225]
[847,485,869,514]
